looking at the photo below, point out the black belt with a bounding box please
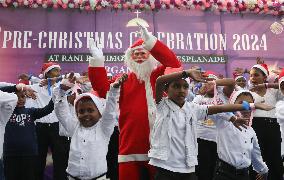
[67,173,106,180]
[216,159,249,176]
[36,122,59,127]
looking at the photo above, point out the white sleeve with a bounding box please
[191,103,208,121]
[100,86,120,137]
[53,86,78,137]
[209,112,234,128]
[251,132,269,174]
[0,90,18,125]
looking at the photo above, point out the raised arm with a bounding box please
[53,86,78,136]
[100,74,127,137]
[155,69,206,104]
[88,38,111,98]
[0,90,18,125]
[138,23,181,68]
[214,78,235,98]
[208,102,274,115]
[31,99,54,120]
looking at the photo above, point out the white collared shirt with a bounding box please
[53,86,119,179]
[213,114,268,173]
[0,91,18,157]
[149,98,208,173]
[25,84,59,123]
[193,87,228,142]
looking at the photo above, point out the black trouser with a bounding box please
[106,126,119,180]
[250,117,283,180]
[155,167,198,180]
[36,122,70,180]
[197,138,217,180]
[3,156,37,180]
[0,158,4,180]
[213,159,250,180]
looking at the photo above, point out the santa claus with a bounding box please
[88,24,181,180]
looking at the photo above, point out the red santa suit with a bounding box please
[88,38,181,180]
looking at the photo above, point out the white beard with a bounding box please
[126,55,157,82]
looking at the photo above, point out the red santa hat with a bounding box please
[204,71,218,80]
[130,39,144,51]
[41,62,61,77]
[251,63,269,76]
[278,69,284,86]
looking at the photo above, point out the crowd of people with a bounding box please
[0,24,284,180]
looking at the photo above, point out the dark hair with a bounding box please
[236,92,254,102]
[75,96,93,110]
[252,67,267,77]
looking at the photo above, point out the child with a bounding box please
[53,74,127,180]
[213,90,269,180]
[148,69,268,180]
[1,84,54,180]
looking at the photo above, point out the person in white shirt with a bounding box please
[248,63,283,180]
[149,69,263,180]
[0,90,18,180]
[25,62,70,180]
[193,72,235,180]
[275,68,284,176]
[53,73,127,180]
[213,90,269,180]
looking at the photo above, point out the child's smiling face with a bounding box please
[76,97,102,128]
[166,79,189,107]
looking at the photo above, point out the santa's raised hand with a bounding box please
[137,23,152,42]
[89,38,105,67]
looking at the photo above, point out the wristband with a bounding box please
[182,71,189,79]
[242,101,250,111]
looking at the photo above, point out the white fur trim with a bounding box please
[144,77,156,134]
[252,64,268,76]
[131,45,144,51]
[74,93,105,116]
[229,90,253,104]
[43,65,61,76]
[118,154,149,162]
[143,35,157,51]
[208,74,218,80]
[89,57,104,67]
[235,75,246,81]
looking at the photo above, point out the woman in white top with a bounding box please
[249,63,283,180]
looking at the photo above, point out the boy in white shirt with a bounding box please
[53,73,127,180]
[149,69,271,180]
[213,90,268,180]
